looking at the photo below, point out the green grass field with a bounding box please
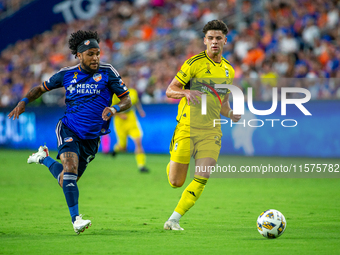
[0,149,339,255]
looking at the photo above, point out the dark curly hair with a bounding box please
[68,30,100,58]
[202,20,229,35]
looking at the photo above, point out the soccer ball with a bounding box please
[257,209,286,239]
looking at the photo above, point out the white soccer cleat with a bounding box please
[164,219,184,231]
[73,215,91,235]
[27,145,49,164]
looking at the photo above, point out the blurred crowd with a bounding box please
[0,0,33,16]
[1,0,340,107]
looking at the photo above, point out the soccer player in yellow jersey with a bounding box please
[164,20,241,230]
[111,84,149,173]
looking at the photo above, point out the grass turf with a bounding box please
[0,149,339,254]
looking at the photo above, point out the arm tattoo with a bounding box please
[25,86,45,102]
[118,94,132,112]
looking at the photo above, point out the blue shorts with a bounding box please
[55,120,100,178]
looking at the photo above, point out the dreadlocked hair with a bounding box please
[68,30,100,58]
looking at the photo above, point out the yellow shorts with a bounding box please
[169,123,222,164]
[114,113,142,148]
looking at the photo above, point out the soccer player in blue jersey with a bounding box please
[8,30,132,234]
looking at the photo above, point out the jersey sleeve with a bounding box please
[42,71,65,91]
[107,65,129,98]
[175,60,192,86]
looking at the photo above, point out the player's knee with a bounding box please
[169,178,185,188]
[63,163,78,174]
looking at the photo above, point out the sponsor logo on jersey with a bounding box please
[67,85,75,93]
[84,40,90,45]
[64,137,73,142]
[76,84,101,94]
[93,73,102,82]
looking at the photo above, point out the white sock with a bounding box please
[169,211,182,222]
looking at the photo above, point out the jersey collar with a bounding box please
[204,50,223,67]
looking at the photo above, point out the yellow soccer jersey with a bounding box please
[175,50,235,129]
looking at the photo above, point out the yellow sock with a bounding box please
[135,153,146,168]
[174,176,208,216]
[167,162,177,188]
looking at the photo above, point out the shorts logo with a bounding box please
[93,73,102,82]
[214,136,221,146]
[64,137,73,142]
[84,40,90,45]
[174,142,178,152]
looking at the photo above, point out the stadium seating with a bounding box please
[1,0,340,107]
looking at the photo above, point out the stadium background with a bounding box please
[0,0,339,157]
[0,1,340,254]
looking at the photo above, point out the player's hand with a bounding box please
[102,107,116,121]
[231,112,241,122]
[119,113,127,120]
[184,90,203,106]
[8,101,26,120]
[139,110,146,118]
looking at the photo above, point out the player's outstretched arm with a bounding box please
[102,94,132,121]
[8,84,47,120]
[220,93,241,122]
[136,102,146,117]
[166,78,203,105]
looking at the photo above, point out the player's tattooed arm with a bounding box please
[117,94,132,112]
[8,84,47,120]
[25,84,47,102]
[102,94,132,121]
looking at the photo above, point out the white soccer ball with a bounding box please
[257,209,286,239]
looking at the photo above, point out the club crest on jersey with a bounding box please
[225,69,229,77]
[84,40,90,45]
[64,137,73,142]
[93,73,102,82]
